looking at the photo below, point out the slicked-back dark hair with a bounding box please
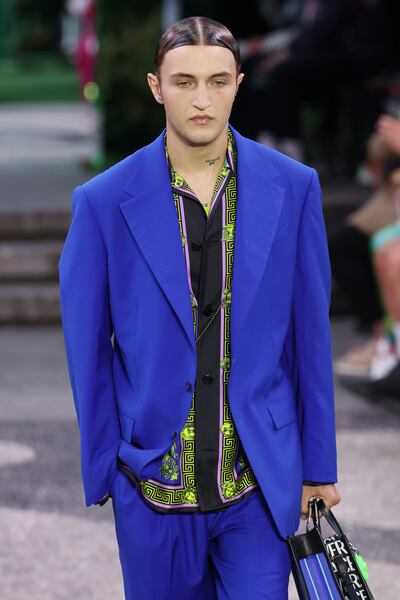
[154,16,241,78]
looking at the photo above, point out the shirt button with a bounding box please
[202,304,213,316]
[202,373,214,384]
[191,241,202,251]
[185,382,192,392]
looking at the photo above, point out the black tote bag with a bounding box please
[287,498,375,600]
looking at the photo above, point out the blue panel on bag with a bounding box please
[300,553,342,600]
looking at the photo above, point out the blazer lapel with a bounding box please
[119,131,196,352]
[229,125,285,345]
[119,124,285,354]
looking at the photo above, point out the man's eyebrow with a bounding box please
[170,72,196,79]
[170,71,233,79]
[211,72,233,78]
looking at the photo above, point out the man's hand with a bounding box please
[301,484,341,520]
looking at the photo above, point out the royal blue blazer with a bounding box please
[58,123,337,539]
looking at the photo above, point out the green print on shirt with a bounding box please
[159,442,179,481]
[222,223,235,242]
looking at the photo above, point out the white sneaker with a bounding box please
[369,336,399,381]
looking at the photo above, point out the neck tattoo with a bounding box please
[205,156,220,166]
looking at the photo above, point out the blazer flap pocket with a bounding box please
[268,395,297,430]
[273,222,288,243]
[118,409,136,442]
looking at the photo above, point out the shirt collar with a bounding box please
[164,126,237,190]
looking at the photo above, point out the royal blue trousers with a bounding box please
[111,470,292,599]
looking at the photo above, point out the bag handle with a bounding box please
[316,499,346,537]
[307,498,345,537]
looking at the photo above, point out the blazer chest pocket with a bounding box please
[267,395,297,430]
[118,409,136,442]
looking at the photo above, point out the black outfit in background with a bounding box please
[231,0,387,142]
[328,222,383,332]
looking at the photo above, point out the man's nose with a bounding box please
[192,84,211,110]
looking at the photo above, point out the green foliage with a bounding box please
[0,56,79,103]
[0,0,17,58]
[98,2,165,160]
[15,0,65,54]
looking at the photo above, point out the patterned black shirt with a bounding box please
[135,127,260,512]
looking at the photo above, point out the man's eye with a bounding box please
[177,81,190,87]
[212,81,226,86]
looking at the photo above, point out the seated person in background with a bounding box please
[368,172,400,381]
[331,113,400,378]
[376,114,400,155]
[232,0,387,161]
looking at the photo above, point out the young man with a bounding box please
[59,16,341,600]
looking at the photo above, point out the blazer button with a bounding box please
[202,373,213,384]
[185,382,192,392]
[191,240,202,251]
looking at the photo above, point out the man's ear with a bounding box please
[147,72,164,105]
[235,72,245,97]
[237,72,245,88]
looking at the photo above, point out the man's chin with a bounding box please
[182,123,223,146]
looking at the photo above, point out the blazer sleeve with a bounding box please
[58,185,121,506]
[292,169,338,484]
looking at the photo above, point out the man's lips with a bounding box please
[190,116,214,122]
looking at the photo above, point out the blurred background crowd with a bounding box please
[1,1,400,598]
[2,0,400,397]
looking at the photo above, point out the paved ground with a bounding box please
[0,103,399,599]
[0,103,99,212]
[1,320,399,599]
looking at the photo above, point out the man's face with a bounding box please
[147,45,244,146]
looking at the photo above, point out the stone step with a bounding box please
[0,241,63,281]
[0,283,60,324]
[0,211,70,240]
[0,197,354,324]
